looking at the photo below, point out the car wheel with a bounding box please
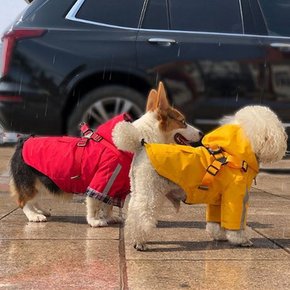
[67,85,146,135]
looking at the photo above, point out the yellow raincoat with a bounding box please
[145,124,259,230]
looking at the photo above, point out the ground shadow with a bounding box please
[157,220,206,229]
[49,215,121,228]
[145,237,287,252]
[248,221,274,229]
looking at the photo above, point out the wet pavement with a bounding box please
[0,146,289,289]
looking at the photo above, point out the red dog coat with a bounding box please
[22,114,133,207]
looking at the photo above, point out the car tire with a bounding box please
[67,85,146,135]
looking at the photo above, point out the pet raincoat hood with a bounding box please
[22,114,133,207]
[145,124,259,230]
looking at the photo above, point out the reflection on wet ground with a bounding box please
[0,147,289,289]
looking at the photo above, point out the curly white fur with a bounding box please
[112,121,142,153]
[234,106,287,164]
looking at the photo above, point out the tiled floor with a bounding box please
[0,146,289,289]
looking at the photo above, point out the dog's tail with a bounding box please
[112,121,142,153]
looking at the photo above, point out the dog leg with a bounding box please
[23,199,47,222]
[86,197,108,227]
[206,222,227,241]
[126,181,167,251]
[102,203,123,224]
[32,202,51,217]
[226,230,253,247]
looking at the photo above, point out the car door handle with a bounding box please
[148,38,177,47]
[270,43,290,52]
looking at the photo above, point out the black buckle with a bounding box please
[198,185,209,191]
[207,147,227,164]
[207,164,219,176]
[207,147,222,155]
[242,160,248,172]
[216,156,227,164]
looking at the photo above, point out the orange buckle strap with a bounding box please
[224,155,248,172]
[198,147,227,190]
[199,159,224,190]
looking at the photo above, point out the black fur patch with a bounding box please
[11,137,61,194]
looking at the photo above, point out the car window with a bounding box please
[168,0,243,34]
[142,0,169,30]
[75,0,145,28]
[258,0,290,37]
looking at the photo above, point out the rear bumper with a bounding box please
[0,100,63,135]
[0,82,63,135]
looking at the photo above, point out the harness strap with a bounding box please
[199,146,248,190]
[70,124,101,180]
[91,131,120,155]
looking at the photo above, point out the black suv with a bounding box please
[1,0,290,138]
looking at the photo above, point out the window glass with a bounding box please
[169,0,243,34]
[259,0,290,37]
[142,0,169,30]
[76,0,144,28]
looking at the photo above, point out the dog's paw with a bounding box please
[28,214,47,222]
[226,230,252,247]
[206,222,227,241]
[134,243,148,251]
[88,218,108,227]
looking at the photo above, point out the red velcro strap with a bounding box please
[77,138,89,147]
[91,132,103,142]
[79,122,92,136]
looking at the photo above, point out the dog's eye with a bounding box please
[181,120,187,127]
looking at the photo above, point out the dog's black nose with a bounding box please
[199,131,204,138]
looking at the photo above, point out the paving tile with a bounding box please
[248,191,290,252]
[127,260,290,290]
[0,199,121,241]
[0,240,120,289]
[254,172,290,198]
[124,199,289,261]
[0,193,18,218]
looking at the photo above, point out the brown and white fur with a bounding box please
[9,82,202,227]
[113,105,287,250]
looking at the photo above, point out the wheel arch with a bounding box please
[62,70,153,133]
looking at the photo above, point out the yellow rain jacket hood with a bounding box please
[145,124,259,230]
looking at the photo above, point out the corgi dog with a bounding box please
[10,82,202,227]
[112,82,205,250]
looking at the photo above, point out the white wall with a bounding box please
[0,0,28,37]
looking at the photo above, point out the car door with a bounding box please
[256,0,290,132]
[136,0,268,131]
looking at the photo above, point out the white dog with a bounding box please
[113,105,287,250]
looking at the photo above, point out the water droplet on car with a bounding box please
[177,47,181,57]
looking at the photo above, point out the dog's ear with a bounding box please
[156,81,170,111]
[146,89,158,112]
